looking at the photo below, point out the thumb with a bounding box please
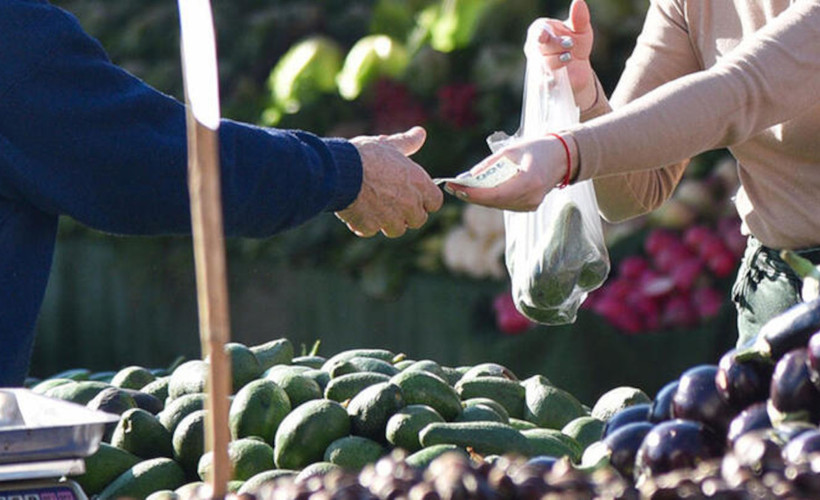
[568,0,591,34]
[384,126,427,156]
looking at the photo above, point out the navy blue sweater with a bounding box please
[0,0,363,386]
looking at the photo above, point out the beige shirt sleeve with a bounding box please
[570,0,820,223]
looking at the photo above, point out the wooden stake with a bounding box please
[177,1,232,497]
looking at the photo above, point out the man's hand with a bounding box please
[336,126,443,238]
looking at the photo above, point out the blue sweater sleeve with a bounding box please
[0,0,362,238]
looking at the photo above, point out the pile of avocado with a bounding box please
[28,338,643,499]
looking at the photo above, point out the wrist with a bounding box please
[575,74,599,113]
[547,133,573,189]
[547,132,581,187]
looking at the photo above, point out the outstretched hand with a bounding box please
[445,135,574,212]
[336,126,443,238]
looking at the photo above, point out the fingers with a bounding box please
[404,159,444,213]
[449,172,545,212]
[336,168,440,238]
[422,179,444,213]
[406,209,429,230]
[536,0,593,68]
[569,0,592,34]
[381,220,408,238]
[537,27,577,70]
[443,141,558,211]
[370,204,426,238]
[384,126,427,156]
[335,212,379,238]
[384,201,430,237]
[537,22,575,55]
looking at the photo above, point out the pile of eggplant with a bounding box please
[593,276,820,496]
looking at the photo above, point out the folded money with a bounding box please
[434,157,520,188]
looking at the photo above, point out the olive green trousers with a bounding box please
[732,236,820,348]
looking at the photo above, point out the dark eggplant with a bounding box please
[782,429,820,466]
[672,365,738,437]
[726,401,771,446]
[808,331,820,390]
[787,462,820,497]
[634,419,724,480]
[649,380,678,423]
[724,429,785,478]
[737,297,820,362]
[715,348,774,411]
[602,421,654,480]
[769,347,820,423]
[603,403,651,437]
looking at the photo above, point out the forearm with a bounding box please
[573,1,820,183]
[571,71,689,222]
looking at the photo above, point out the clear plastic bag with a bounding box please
[487,19,610,325]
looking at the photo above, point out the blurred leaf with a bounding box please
[407,4,438,55]
[261,107,283,126]
[371,0,418,40]
[337,35,409,100]
[430,0,498,53]
[268,36,344,114]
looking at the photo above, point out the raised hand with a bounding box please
[535,0,597,110]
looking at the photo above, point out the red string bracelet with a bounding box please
[547,132,572,189]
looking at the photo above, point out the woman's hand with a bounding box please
[535,0,596,110]
[445,135,574,212]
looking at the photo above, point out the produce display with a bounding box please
[24,286,820,500]
[584,219,744,335]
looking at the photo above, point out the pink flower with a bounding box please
[493,291,533,335]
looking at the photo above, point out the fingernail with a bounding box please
[559,52,572,63]
[443,185,455,195]
[560,36,574,49]
[456,191,469,200]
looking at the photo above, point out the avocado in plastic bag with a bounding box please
[491,19,610,325]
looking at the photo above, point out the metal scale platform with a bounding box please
[0,389,119,500]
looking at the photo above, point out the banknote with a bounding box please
[434,157,521,188]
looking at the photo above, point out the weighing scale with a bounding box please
[0,389,120,500]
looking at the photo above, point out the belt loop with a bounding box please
[747,236,765,281]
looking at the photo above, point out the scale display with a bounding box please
[0,480,86,500]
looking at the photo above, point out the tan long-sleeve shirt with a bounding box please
[569,0,820,250]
